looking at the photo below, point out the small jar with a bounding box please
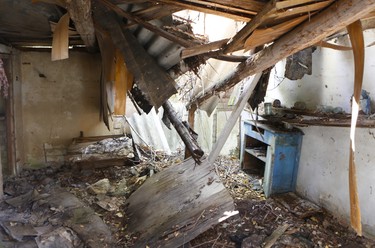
[264,102,273,115]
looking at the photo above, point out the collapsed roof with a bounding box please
[1,0,374,110]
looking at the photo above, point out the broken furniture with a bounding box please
[240,120,303,197]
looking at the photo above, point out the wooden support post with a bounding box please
[190,0,375,107]
[184,104,197,159]
[208,73,262,164]
[163,100,203,163]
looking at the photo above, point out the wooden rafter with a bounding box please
[244,15,309,51]
[98,0,195,47]
[267,0,334,21]
[124,4,182,28]
[155,0,255,22]
[190,0,375,107]
[223,0,278,54]
[275,0,330,10]
[208,0,264,13]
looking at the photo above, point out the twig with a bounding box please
[191,210,206,229]
[211,233,221,247]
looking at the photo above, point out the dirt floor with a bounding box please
[1,144,375,247]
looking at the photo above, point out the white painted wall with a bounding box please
[265,29,375,238]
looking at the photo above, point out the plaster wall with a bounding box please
[20,51,113,167]
[265,29,375,237]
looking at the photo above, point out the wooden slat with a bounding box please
[190,0,375,107]
[223,0,278,53]
[171,0,257,16]
[244,15,308,51]
[276,0,329,9]
[51,13,70,61]
[125,157,234,248]
[156,0,254,22]
[96,30,115,129]
[131,4,182,22]
[268,0,333,20]
[316,40,352,51]
[347,20,364,236]
[207,0,265,13]
[181,38,229,59]
[114,49,133,115]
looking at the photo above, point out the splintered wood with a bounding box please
[347,20,364,236]
[51,13,70,61]
[124,158,235,248]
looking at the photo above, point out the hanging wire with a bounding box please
[267,65,286,91]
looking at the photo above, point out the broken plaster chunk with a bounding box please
[87,179,111,195]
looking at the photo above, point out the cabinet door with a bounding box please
[271,145,299,194]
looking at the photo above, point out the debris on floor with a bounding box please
[67,136,137,170]
[0,149,374,248]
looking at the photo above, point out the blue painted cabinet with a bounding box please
[240,121,303,197]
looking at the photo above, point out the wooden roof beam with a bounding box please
[190,0,375,106]
[66,0,96,51]
[223,0,278,54]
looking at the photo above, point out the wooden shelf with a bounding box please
[245,148,267,162]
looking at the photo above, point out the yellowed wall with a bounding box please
[21,51,114,167]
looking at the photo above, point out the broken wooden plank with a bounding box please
[181,38,229,59]
[73,158,134,170]
[190,0,375,107]
[93,5,177,110]
[124,157,235,248]
[316,40,352,51]
[163,100,203,163]
[268,0,334,20]
[275,0,329,10]
[96,30,115,130]
[155,0,255,21]
[51,13,70,61]
[207,0,265,13]
[248,67,272,109]
[223,0,277,54]
[114,49,133,115]
[66,0,96,51]
[185,104,197,159]
[208,73,262,163]
[347,20,364,236]
[124,4,182,28]
[244,15,309,51]
[263,224,290,248]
